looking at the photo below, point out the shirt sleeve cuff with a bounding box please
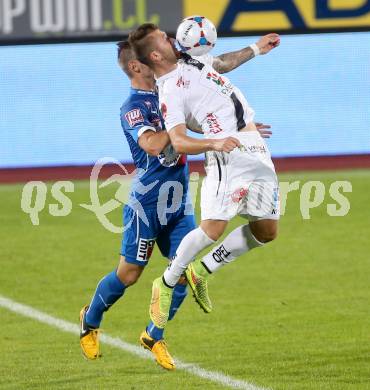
[137,126,156,138]
[165,121,186,131]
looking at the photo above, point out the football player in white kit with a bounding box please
[129,24,280,329]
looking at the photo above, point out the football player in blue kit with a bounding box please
[80,36,277,370]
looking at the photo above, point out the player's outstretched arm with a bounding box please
[138,130,171,156]
[212,33,280,74]
[169,124,240,154]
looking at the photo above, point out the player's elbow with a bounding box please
[213,58,228,74]
[145,146,162,156]
[139,135,163,156]
[171,138,186,154]
[172,143,185,154]
[216,65,227,74]
[141,141,163,156]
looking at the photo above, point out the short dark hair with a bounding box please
[117,40,136,77]
[128,23,159,66]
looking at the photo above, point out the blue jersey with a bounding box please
[120,88,189,209]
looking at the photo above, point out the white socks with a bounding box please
[201,224,263,273]
[163,227,215,287]
[163,224,264,286]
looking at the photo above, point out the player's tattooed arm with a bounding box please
[212,33,280,74]
[212,46,255,74]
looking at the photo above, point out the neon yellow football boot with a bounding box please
[149,277,173,329]
[140,330,175,370]
[79,305,101,360]
[185,261,212,313]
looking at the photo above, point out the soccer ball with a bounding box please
[176,15,217,57]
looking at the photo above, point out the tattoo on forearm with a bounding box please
[213,46,255,73]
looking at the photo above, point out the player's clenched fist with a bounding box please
[212,137,241,153]
[256,33,280,54]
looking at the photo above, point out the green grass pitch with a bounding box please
[0,170,369,390]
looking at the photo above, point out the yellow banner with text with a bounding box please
[184,0,370,32]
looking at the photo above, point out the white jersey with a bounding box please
[156,53,255,138]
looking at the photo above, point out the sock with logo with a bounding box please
[85,270,126,328]
[163,227,215,287]
[146,283,187,341]
[201,224,263,273]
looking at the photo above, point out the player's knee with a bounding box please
[117,269,141,286]
[200,220,228,241]
[254,227,278,243]
[249,220,278,244]
[262,231,277,243]
[116,257,144,286]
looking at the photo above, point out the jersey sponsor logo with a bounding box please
[248,145,267,154]
[176,76,190,88]
[212,244,231,263]
[206,113,223,134]
[239,144,267,154]
[206,72,233,95]
[136,238,155,262]
[125,108,144,127]
[206,72,225,87]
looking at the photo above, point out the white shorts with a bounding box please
[200,131,280,221]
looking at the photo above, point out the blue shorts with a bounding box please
[120,204,196,266]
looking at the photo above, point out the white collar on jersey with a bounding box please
[155,64,179,83]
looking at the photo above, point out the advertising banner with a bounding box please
[0,0,369,44]
[185,0,370,33]
[0,0,182,43]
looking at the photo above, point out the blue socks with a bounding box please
[85,270,126,328]
[147,283,188,341]
[168,283,187,321]
[85,271,187,340]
